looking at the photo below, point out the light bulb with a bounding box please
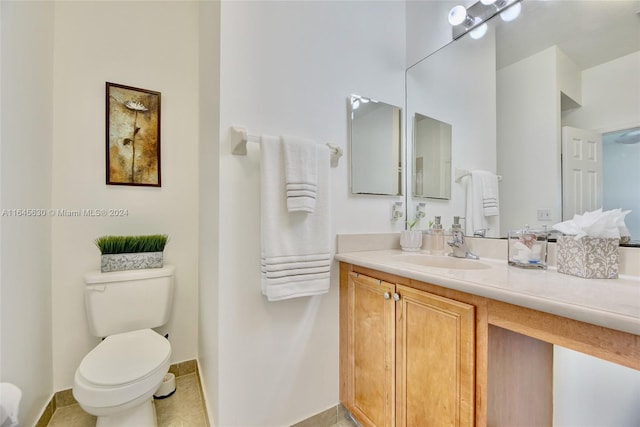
[500,2,521,22]
[470,23,488,39]
[480,0,496,4]
[448,5,468,26]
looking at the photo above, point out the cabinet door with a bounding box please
[347,272,396,427]
[396,285,475,427]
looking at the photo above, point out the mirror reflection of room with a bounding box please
[349,95,402,196]
[413,113,452,200]
[406,0,639,243]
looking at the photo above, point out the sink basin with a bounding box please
[392,254,491,270]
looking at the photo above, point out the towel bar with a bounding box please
[454,167,502,183]
[230,126,343,164]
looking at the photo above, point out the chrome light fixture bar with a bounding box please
[449,0,523,40]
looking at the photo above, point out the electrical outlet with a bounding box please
[537,208,552,221]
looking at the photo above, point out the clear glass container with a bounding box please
[424,230,433,255]
[508,225,548,269]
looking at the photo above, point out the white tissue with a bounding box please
[0,383,22,427]
[552,208,631,239]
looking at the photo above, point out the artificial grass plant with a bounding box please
[95,234,169,255]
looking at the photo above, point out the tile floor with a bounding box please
[330,417,359,427]
[47,371,358,427]
[47,373,208,427]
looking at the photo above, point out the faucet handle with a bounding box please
[474,229,488,238]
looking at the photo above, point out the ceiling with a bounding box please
[495,0,640,70]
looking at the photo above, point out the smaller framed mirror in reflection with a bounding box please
[413,113,452,200]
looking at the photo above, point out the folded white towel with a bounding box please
[262,253,331,264]
[479,171,500,216]
[262,255,331,273]
[264,266,330,279]
[465,170,500,238]
[260,135,331,301]
[285,189,316,213]
[283,136,318,213]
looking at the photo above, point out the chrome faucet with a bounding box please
[448,216,479,259]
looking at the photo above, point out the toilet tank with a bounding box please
[83,265,175,337]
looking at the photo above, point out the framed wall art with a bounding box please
[106,82,161,186]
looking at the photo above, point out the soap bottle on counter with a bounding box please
[430,216,445,255]
[451,216,463,234]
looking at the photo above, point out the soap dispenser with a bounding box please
[430,216,445,255]
[451,216,463,234]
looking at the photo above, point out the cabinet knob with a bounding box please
[393,293,401,301]
[384,292,391,300]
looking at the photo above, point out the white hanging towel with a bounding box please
[465,170,500,238]
[282,136,318,213]
[260,135,331,301]
[479,171,499,216]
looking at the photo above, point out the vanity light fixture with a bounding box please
[448,0,523,40]
[500,1,522,22]
[448,5,475,27]
[470,22,489,39]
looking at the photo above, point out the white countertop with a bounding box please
[335,249,640,336]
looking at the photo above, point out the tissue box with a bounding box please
[556,236,619,279]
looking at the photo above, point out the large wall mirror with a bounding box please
[406,0,640,243]
[349,95,403,195]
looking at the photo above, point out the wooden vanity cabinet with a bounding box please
[340,261,640,427]
[342,267,476,427]
[346,271,395,427]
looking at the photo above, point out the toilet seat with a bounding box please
[73,329,171,411]
[78,329,170,387]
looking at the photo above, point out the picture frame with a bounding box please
[106,82,161,186]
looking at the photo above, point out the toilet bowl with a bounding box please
[73,329,171,426]
[73,265,175,426]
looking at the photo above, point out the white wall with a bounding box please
[207,2,406,425]
[563,51,640,133]
[497,46,561,233]
[556,48,582,107]
[198,0,221,423]
[0,2,54,425]
[50,1,200,390]
[554,347,640,426]
[405,0,462,67]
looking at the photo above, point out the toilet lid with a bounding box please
[78,329,171,387]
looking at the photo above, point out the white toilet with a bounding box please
[73,265,175,427]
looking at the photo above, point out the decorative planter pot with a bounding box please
[101,251,164,273]
[400,230,423,252]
